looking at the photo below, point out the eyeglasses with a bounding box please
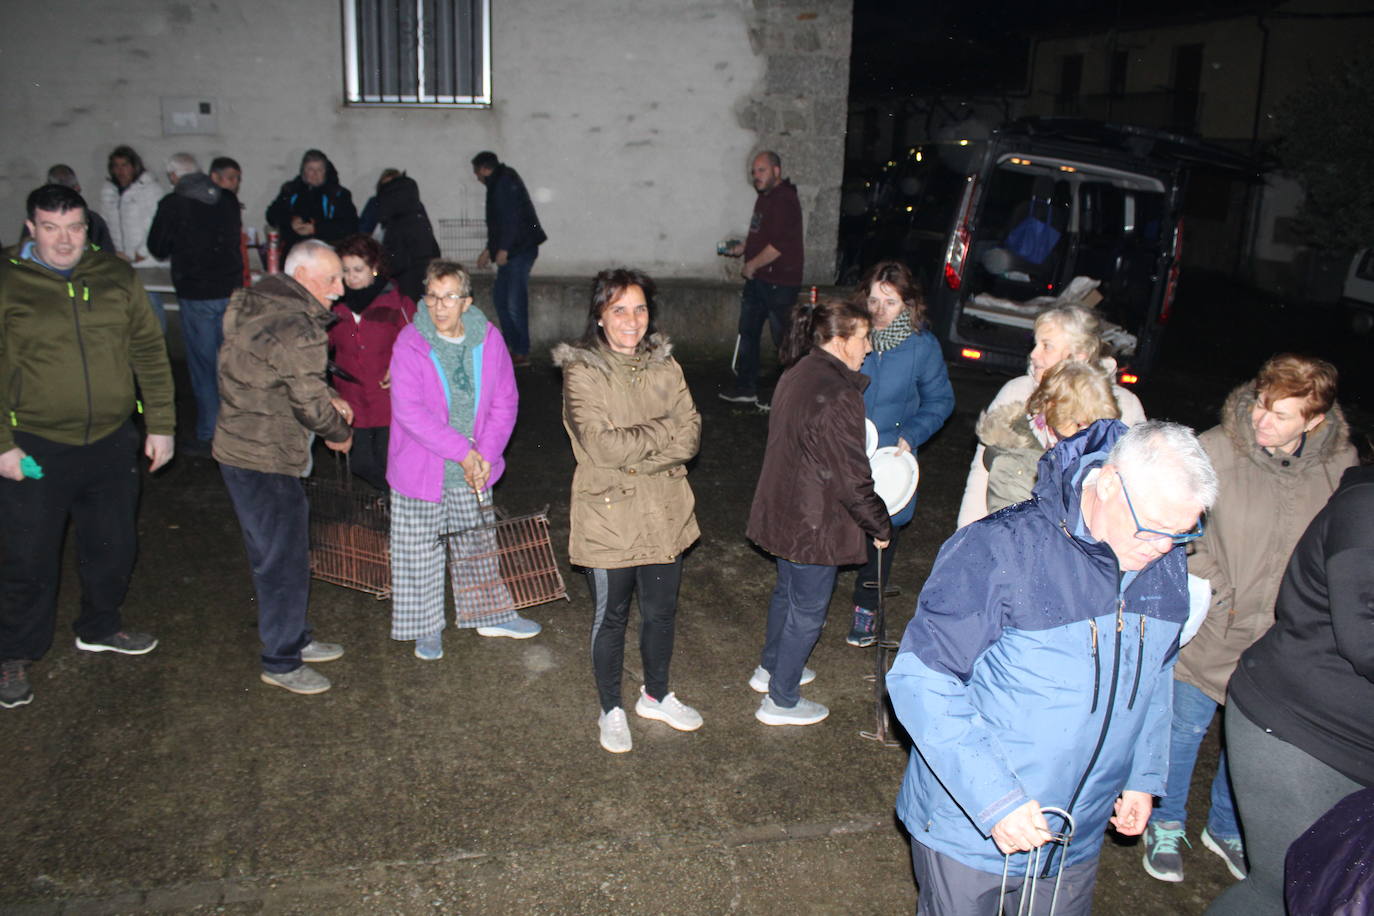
[425,291,466,304]
[1116,472,1204,544]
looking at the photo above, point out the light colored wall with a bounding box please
[0,0,851,284]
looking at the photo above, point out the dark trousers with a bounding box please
[759,559,837,707]
[732,279,798,397]
[178,297,229,442]
[910,840,1098,915]
[491,247,537,357]
[219,464,313,673]
[587,558,684,713]
[1205,703,1364,916]
[0,423,141,662]
[851,523,902,611]
[349,426,390,491]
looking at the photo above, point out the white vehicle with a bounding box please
[1341,249,1374,335]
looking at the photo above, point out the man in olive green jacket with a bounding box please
[0,184,175,710]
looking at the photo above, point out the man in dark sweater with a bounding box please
[721,151,804,409]
[472,151,546,367]
[148,153,243,450]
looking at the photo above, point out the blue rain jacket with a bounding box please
[859,327,954,526]
[888,419,1186,874]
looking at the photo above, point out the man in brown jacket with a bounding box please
[214,239,354,695]
[1141,354,1356,884]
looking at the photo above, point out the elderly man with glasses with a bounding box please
[887,418,1217,915]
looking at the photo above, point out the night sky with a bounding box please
[850,0,1277,95]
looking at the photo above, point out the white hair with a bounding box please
[165,153,200,181]
[1108,420,1218,510]
[282,239,337,277]
[1035,305,1106,362]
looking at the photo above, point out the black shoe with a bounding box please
[76,631,158,655]
[1,660,33,708]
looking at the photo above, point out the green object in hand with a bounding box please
[20,456,43,479]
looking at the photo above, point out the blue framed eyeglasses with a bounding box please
[1116,472,1205,545]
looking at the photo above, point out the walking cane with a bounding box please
[997,807,1076,916]
[859,545,901,747]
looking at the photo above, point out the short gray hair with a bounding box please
[165,152,200,181]
[1108,420,1218,510]
[1035,305,1106,363]
[283,239,336,276]
[45,164,79,189]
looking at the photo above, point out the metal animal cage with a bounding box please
[438,498,569,617]
[305,466,392,599]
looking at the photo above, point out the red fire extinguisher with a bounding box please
[266,229,281,274]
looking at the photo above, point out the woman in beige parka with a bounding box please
[1141,354,1356,886]
[552,268,702,755]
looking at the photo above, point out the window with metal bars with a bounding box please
[343,0,491,107]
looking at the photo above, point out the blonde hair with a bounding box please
[1026,359,1119,436]
[1034,305,1107,363]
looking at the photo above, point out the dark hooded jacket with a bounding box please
[482,162,546,257]
[265,151,358,260]
[374,174,440,301]
[147,172,243,300]
[747,347,891,566]
[213,273,351,476]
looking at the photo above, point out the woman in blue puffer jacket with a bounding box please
[845,260,954,647]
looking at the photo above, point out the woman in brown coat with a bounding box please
[746,298,892,727]
[553,268,702,755]
[1141,354,1356,885]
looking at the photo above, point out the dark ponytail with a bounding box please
[780,297,871,367]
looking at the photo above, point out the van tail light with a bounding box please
[1160,216,1185,324]
[960,348,983,361]
[943,176,978,290]
[1118,371,1139,385]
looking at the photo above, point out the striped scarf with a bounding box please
[871,309,914,352]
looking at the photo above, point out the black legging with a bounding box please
[587,558,684,713]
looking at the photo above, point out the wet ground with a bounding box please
[2,273,1369,914]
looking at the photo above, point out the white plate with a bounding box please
[865,419,879,458]
[870,447,919,515]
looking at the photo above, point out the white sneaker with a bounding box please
[748,665,816,693]
[755,695,829,726]
[598,707,632,753]
[634,687,703,731]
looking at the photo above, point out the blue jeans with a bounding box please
[758,559,837,707]
[146,290,168,335]
[1156,678,1241,840]
[219,465,313,673]
[179,298,229,441]
[732,279,798,397]
[491,247,537,356]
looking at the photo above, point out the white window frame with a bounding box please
[342,0,491,108]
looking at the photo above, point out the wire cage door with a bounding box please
[438,495,569,618]
[304,458,392,599]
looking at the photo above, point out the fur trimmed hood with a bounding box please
[551,332,674,372]
[976,401,1038,451]
[1219,382,1350,465]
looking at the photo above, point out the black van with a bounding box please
[920,118,1252,382]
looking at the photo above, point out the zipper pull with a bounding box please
[67,281,76,299]
[1116,598,1125,633]
[9,411,16,426]
[136,400,144,415]
[1089,619,1098,654]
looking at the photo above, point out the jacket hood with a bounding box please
[1219,382,1351,465]
[379,174,421,205]
[107,168,161,196]
[976,401,1037,451]
[174,172,221,206]
[551,333,675,371]
[298,150,341,188]
[1030,417,1127,531]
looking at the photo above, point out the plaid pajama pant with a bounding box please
[389,486,516,640]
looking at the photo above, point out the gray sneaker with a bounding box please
[1141,819,1188,882]
[1201,827,1247,880]
[260,665,331,695]
[748,665,816,693]
[1,660,33,709]
[755,695,829,726]
[300,640,344,663]
[75,630,157,655]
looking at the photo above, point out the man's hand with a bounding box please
[991,800,1053,855]
[291,216,316,236]
[741,261,756,280]
[0,447,27,481]
[325,433,354,454]
[494,249,509,267]
[476,248,491,270]
[726,242,744,257]
[330,397,355,426]
[460,449,491,493]
[873,538,890,550]
[1110,790,1153,837]
[380,370,391,390]
[145,434,175,472]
